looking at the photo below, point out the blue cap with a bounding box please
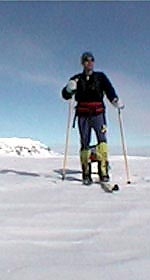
[81,52,95,63]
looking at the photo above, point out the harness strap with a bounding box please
[72,111,77,128]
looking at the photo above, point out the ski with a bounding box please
[99,182,119,193]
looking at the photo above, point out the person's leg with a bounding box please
[97,143,109,182]
[78,116,92,184]
[91,114,109,182]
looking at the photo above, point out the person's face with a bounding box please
[82,57,95,71]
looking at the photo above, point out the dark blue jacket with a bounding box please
[62,71,118,107]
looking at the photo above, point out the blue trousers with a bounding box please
[78,114,107,150]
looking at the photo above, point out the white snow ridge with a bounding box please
[0,137,59,157]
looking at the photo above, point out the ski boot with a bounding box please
[80,149,92,185]
[98,161,109,182]
[96,142,110,183]
[82,163,93,185]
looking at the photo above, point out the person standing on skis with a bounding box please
[62,51,124,185]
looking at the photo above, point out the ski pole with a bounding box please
[62,100,73,180]
[118,108,131,184]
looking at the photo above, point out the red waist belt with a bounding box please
[76,102,104,116]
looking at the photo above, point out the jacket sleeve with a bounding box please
[61,74,80,100]
[62,86,72,100]
[101,72,118,102]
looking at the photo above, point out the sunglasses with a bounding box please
[84,57,95,62]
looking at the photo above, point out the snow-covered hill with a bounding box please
[0,137,59,157]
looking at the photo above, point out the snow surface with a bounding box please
[0,154,150,280]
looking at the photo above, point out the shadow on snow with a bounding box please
[54,168,82,182]
[0,169,40,177]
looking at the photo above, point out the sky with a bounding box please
[0,1,150,155]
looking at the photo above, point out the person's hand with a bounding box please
[66,80,77,94]
[112,98,125,109]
